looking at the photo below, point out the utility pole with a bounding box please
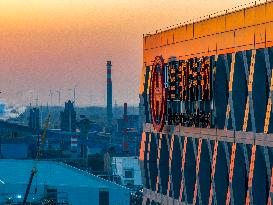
[68,86,77,105]
[56,90,61,106]
[73,85,77,105]
[40,103,43,127]
[35,96,39,107]
[49,90,53,106]
[73,88,76,103]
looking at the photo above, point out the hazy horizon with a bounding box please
[0,0,257,106]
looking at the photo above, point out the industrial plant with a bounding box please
[0,61,142,205]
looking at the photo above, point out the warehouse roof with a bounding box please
[0,159,129,191]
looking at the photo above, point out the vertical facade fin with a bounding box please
[167,135,175,197]
[264,48,272,134]
[245,145,256,205]
[155,133,163,194]
[242,50,257,133]
[224,53,236,131]
[193,138,203,205]
[267,168,273,205]
[140,132,148,205]
[147,133,152,190]
[179,136,188,203]
[208,140,218,205]
[225,143,237,205]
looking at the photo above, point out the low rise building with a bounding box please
[111,156,142,188]
[0,159,130,205]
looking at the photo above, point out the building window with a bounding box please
[124,169,134,178]
[46,187,58,202]
[124,180,134,186]
[99,189,109,205]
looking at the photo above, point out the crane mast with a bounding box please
[22,114,50,205]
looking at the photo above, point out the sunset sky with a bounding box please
[0,0,258,106]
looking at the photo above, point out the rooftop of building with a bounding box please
[0,159,130,191]
[112,156,139,160]
[144,0,269,37]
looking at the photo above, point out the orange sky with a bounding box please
[0,0,257,106]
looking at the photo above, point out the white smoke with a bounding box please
[0,101,26,120]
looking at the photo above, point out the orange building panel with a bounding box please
[143,1,273,65]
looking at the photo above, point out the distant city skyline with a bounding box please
[0,0,256,106]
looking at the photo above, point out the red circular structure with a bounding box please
[149,56,166,132]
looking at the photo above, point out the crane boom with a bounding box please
[22,167,37,204]
[22,114,50,205]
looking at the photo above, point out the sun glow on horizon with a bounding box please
[0,0,255,106]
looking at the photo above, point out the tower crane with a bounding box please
[22,114,51,205]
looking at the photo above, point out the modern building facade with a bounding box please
[139,1,273,205]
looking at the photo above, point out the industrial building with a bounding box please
[60,100,76,132]
[106,61,113,130]
[116,103,140,133]
[111,156,142,188]
[0,136,36,159]
[139,1,273,205]
[0,143,28,159]
[115,103,140,154]
[0,160,130,205]
[28,107,40,132]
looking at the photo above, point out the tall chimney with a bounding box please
[107,61,113,127]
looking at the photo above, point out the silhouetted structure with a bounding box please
[115,103,140,154]
[60,100,76,132]
[28,107,40,131]
[117,103,140,133]
[78,115,92,160]
[106,61,113,129]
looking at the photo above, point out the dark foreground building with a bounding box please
[60,100,76,132]
[139,2,273,205]
[28,107,40,131]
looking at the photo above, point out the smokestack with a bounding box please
[107,61,113,127]
[123,102,128,153]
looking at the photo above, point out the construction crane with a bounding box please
[22,114,51,205]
